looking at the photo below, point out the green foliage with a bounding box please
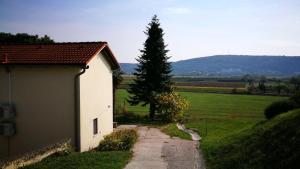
[289,76,300,92]
[0,32,54,44]
[264,99,297,119]
[290,91,300,105]
[258,76,267,93]
[157,92,189,122]
[264,90,300,119]
[113,69,124,89]
[21,151,132,169]
[128,15,172,119]
[98,129,138,151]
[273,83,286,95]
[206,109,300,169]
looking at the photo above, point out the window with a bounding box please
[0,107,3,118]
[93,118,98,135]
[0,125,3,135]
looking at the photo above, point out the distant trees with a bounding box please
[242,74,254,86]
[0,32,54,44]
[242,74,255,93]
[289,76,300,92]
[258,76,267,93]
[128,15,173,119]
[240,75,300,96]
[274,83,285,95]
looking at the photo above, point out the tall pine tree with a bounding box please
[128,15,172,119]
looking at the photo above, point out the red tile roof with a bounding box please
[0,42,119,69]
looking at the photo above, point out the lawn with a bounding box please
[116,89,149,116]
[22,151,132,169]
[178,92,285,155]
[117,89,285,120]
[116,89,286,159]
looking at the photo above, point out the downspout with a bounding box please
[7,67,12,105]
[5,66,12,157]
[74,65,89,152]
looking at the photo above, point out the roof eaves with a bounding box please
[84,42,107,65]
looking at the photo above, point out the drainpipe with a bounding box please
[74,65,89,152]
[7,68,12,105]
[5,67,12,157]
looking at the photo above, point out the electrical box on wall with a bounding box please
[0,104,15,119]
[0,123,16,136]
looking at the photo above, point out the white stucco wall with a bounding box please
[0,66,79,159]
[79,51,113,152]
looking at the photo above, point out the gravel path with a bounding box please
[124,126,205,169]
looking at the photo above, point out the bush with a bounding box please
[157,92,189,122]
[98,129,138,151]
[264,100,297,119]
[290,92,300,106]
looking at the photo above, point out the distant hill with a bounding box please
[120,55,300,76]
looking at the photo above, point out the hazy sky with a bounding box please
[1,0,300,63]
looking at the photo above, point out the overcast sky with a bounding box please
[1,0,300,63]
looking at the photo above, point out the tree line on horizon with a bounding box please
[0,32,54,44]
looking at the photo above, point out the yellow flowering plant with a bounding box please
[157,92,189,122]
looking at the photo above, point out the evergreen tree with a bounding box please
[128,15,172,119]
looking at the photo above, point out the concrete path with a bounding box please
[124,126,205,169]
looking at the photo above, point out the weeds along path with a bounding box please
[124,126,205,169]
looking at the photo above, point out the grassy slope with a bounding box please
[207,109,300,169]
[22,151,132,169]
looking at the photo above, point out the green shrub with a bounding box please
[98,129,138,151]
[157,92,189,122]
[290,92,300,106]
[264,100,296,119]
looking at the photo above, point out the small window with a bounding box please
[0,125,3,135]
[93,118,98,135]
[0,107,3,118]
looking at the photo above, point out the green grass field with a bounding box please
[117,89,284,119]
[116,89,286,160]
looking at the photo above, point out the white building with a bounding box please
[0,42,119,160]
